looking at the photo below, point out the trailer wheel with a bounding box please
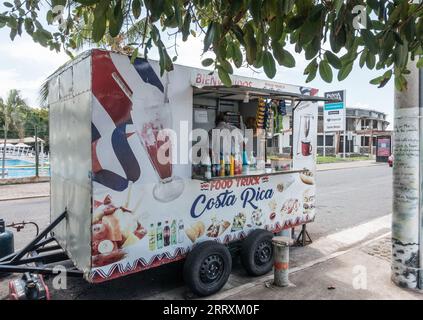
[183,241,232,297]
[241,229,274,276]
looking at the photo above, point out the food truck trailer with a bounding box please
[0,49,332,298]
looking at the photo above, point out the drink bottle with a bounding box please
[156,222,163,249]
[230,154,235,176]
[171,219,177,245]
[220,156,225,176]
[148,223,156,251]
[164,220,170,247]
[178,219,184,243]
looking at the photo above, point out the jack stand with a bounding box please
[295,224,312,247]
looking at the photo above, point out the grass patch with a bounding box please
[317,156,371,164]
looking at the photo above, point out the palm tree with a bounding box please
[1,89,28,178]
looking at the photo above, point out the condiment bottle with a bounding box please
[220,155,225,176]
[230,154,235,176]
[204,154,212,179]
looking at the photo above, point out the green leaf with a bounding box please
[231,42,243,68]
[361,29,378,54]
[249,0,262,23]
[243,24,257,65]
[130,48,139,64]
[24,17,34,34]
[377,69,392,88]
[220,59,233,74]
[305,60,318,83]
[203,22,215,53]
[417,57,423,68]
[132,0,141,19]
[402,18,416,43]
[201,58,214,67]
[3,2,14,8]
[304,37,320,60]
[269,16,283,41]
[92,1,109,42]
[272,40,284,65]
[173,0,182,27]
[319,60,333,83]
[109,1,124,37]
[370,75,383,85]
[325,51,342,69]
[366,52,376,69]
[337,62,353,81]
[263,51,276,78]
[46,10,54,25]
[9,27,17,40]
[359,49,367,68]
[275,48,295,68]
[218,67,232,87]
[182,11,191,41]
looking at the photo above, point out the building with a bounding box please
[317,106,391,156]
[274,105,391,157]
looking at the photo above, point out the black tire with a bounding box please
[183,241,232,297]
[241,229,274,276]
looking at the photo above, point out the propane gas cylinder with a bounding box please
[0,219,14,259]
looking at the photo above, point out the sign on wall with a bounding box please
[324,90,346,132]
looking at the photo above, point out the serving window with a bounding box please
[190,85,326,181]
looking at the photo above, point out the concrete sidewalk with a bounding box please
[210,235,422,300]
[0,182,50,201]
[317,160,385,171]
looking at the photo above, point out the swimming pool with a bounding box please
[0,159,50,178]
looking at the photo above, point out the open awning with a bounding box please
[193,85,338,104]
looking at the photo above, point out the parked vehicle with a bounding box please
[0,49,335,298]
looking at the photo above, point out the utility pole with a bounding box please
[392,60,423,291]
[35,125,39,177]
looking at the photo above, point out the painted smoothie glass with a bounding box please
[137,103,184,202]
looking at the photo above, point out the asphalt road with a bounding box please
[310,165,392,239]
[0,164,392,299]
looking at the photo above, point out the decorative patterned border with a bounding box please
[88,216,313,283]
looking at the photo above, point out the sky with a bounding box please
[0,18,394,128]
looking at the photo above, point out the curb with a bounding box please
[0,177,50,186]
[0,194,50,202]
[317,162,386,172]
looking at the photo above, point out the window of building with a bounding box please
[317,135,334,146]
[361,136,370,146]
[373,120,378,129]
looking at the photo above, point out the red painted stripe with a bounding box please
[92,50,133,126]
[274,262,289,270]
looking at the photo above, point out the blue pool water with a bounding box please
[0,159,50,178]
[3,159,32,166]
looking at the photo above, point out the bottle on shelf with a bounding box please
[204,154,212,179]
[249,151,256,170]
[220,155,225,177]
[224,154,231,176]
[234,152,242,175]
[230,153,235,176]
